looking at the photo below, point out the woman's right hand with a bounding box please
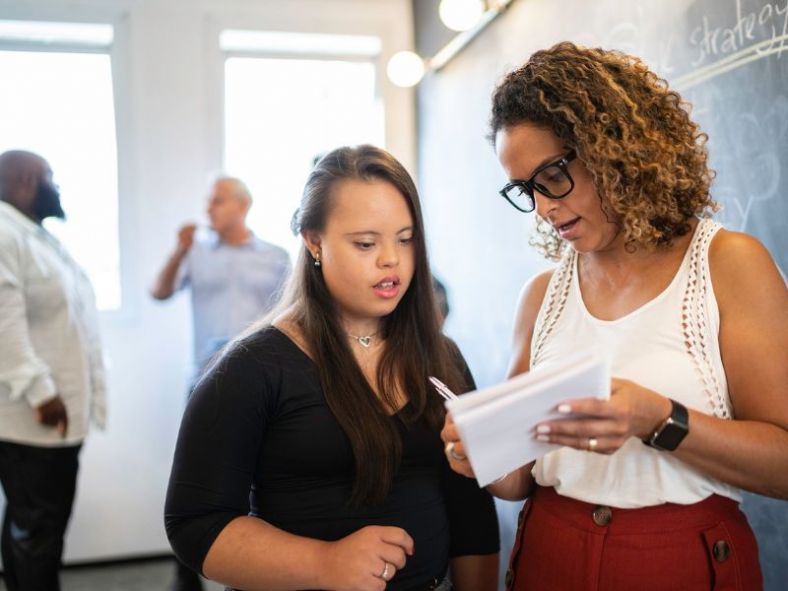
[321,525,414,591]
[441,413,475,479]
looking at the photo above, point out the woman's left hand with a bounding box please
[440,413,476,478]
[534,378,672,454]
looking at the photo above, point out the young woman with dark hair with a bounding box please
[166,145,499,591]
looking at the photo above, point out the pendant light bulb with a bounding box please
[386,50,425,87]
[439,0,485,32]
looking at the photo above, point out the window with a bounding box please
[0,21,120,310]
[222,31,384,254]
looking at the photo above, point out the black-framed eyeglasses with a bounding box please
[498,149,577,213]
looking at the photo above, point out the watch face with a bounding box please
[652,417,689,451]
[650,413,689,451]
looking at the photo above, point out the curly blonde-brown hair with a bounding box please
[489,41,718,260]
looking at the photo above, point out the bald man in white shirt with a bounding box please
[0,150,107,591]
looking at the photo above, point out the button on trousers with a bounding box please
[505,486,762,591]
[0,441,81,591]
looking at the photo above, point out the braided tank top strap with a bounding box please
[681,218,730,418]
[531,250,576,366]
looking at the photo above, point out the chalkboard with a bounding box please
[416,1,787,589]
[599,0,788,276]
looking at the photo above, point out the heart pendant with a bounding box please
[357,336,371,347]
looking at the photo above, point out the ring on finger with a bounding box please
[588,437,598,451]
[445,441,467,461]
[379,561,391,580]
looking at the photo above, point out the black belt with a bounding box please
[402,573,451,591]
[227,572,450,591]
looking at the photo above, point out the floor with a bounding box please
[1,557,225,591]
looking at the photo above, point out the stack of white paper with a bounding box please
[445,352,610,487]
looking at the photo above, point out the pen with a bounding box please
[428,376,458,401]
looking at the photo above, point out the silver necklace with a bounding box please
[347,332,378,348]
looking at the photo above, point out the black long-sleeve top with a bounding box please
[165,327,499,590]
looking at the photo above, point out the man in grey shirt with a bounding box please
[151,176,290,591]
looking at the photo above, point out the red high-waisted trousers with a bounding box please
[505,486,762,591]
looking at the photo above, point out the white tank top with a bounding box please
[531,219,740,507]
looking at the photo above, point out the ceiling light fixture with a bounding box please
[387,0,515,87]
[439,0,486,32]
[386,50,426,88]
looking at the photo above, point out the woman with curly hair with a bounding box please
[442,42,787,590]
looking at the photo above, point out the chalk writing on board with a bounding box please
[678,0,788,88]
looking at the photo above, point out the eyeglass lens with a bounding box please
[503,163,573,211]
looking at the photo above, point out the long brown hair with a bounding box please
[274,145,464,506]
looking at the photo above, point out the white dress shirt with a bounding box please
[0,200,106,446]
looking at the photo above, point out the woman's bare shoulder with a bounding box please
[508,269,556,377]
[708,227,786,310]
[513,269,555,328]
[709,229,784,286]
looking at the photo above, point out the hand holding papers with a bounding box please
[438,352,610,487]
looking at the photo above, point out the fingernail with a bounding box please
[536,425,550,434]
[557,404,571,413]
[536,435,550,442]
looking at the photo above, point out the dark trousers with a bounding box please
[0,441,81,591]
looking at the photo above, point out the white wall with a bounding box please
[0,0,416,563]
